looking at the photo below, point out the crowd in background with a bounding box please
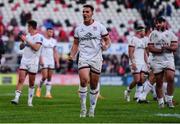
[0,0,180,75]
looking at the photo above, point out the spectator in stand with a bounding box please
[20,10,32,26]
[58,27,68,42]
[0,18,5,63]
[6,31,15,53]
[120,53,130,74]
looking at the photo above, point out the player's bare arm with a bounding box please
[101,35,111,51]
[53,47,60,68]
[162,41,178,52]
[148,43,163,54]
[69,38,79,60]
[39,55,44,66]
[128,45,136,71]
[19,43,25,50]
[19,35,41,51]
[144,48,148,65]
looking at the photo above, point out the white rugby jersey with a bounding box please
[41,37,57,63]
[74,21,108,61]
[149,29,178,62]
[128,36,147,65]
[21,33,43,65]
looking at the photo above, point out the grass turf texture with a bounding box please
[0,85,180,123]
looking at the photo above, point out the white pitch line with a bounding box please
[156,113,180,119]
[0,93,28,96]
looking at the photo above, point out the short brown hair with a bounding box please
[27,20,37,29]
[83,4,94,12]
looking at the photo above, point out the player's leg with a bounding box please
[97,82,105,99]
[124,80,136,101]
[162,82,167,102]
[11,69,27,104]
[136,72,147,102]
[89,69,100,117]
[78,67,90,117]
[28,72,36,107]
[155,72,164,108]
[36,68,48,97]
[45,69,53,98]
[164,69,175,108]
[138,72,154,102]
[149,71,157,100]
[133,73,141,100]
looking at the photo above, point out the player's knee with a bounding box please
[29,84,34,88]
[156,82,163,88]
[80,78,89,84]
[140,78,145,83]
[166,77,174,83]
[42,76,47,81]
[47,77,51,82]
[134,79,140,84]
[19,77,25,84]
[80,79,89,87]
[90,83,98,90]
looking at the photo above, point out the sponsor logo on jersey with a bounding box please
[93,26,97,31]
[80,32,97,41]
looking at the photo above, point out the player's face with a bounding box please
[139,30,145,37]
[155,21,165,30]
[27,25,32,33]
[137,30,145,37]
[47,29,53,37]
[83,7,93,22]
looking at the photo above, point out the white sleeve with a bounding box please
[35,35,43,44]
[170,31,178,42]
[128,37,135,47]
[54,39,58,47]
[144,37,149,47]
[74,27,79,39]
[149,32,155,45]
[100,24,108,37]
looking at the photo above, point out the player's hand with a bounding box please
[146,63,150,70]
[162,44,170,50]
[19,43,26,50]
[39,59,44,67]
[101,41,108,51]
[68,55,74,62]
[131,63,137,71]
[19,35,26,42]
[56,62,60,68]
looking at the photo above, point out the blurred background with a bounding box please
[0,0,179,86]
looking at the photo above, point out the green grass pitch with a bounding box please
[0,85,180,123]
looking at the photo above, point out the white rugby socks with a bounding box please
[15,90,21,101]
[89,88,99,111]
[46,81,52,95]
[28,87,35,105]
[79,86,87,111]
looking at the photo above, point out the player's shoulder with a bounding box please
[130,36,138,41]
[75,23,83,30]
[35,33,43,37]
[128,36,136,43]
[149,30,159,39]
[94,21,106,28]
[51,38,57,43]
[165,29,174,35]
[143,36,149,41]
[150,29,159,35]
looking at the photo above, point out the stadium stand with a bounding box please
[0,0,179,75]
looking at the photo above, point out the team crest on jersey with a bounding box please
[165,34,169,38]
[80,28,84,32]
[93,26,97,31]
